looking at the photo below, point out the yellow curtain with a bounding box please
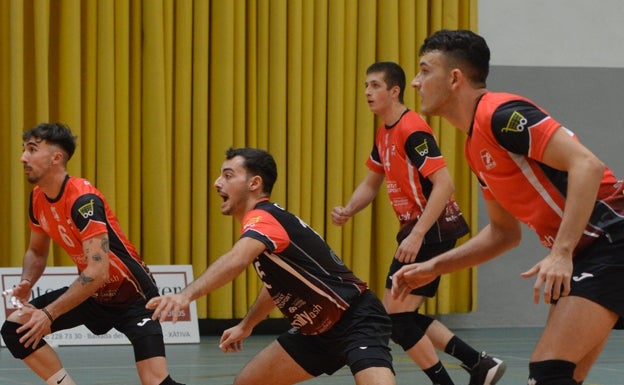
[0,0,478,319]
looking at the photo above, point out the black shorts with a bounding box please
[277,290,393,376]
[569,235,624,329]
[31,287,165,358]
[385,240,456,296]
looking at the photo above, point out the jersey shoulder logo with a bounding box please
[501,110,527,133]
[414,139,429,156]
[77,199,95,218]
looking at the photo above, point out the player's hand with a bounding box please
[331,206,351,226]
[219,323,252,353]
[391,262,437,301]
[394,233,423,263]
[146,294,190,323]
[521,252,572,304]
[2,279,32,308]
[16,307,52,349]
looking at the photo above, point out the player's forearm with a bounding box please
[431,223,520,274]
[45,236,110,319]
[552,158,604,256]
[238,287,275,331]
[182,252,250,302]
[20,249,48,284]
[410,177,454,237]
[45,266,108,320]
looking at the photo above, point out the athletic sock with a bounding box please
[46,368,76,385]
[444,335,480,368]
[159,374,186,385]
[423,361,454,385]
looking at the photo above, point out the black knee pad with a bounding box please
[389,312,425,351]
[0,321,47,359]
[528,360,577,385]
[132,333,166,362]
[413,313,434,331]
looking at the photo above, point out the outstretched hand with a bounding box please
[219,323,252,353]
[391,262,437,301]
[521,252,572,304]
[146,293,190,323]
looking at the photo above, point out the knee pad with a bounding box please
[132,333,166,362]
[389,312,425,351]
[0,321,47,359]
[528,360,577,385]
[413,313,434,331]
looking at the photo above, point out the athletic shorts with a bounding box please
[567,235,624,329]
[30,287,165,358]
[277,290,393,376]
[386,240,456,296]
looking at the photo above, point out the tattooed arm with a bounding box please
[46,233,111,319]
[17,233,110,348]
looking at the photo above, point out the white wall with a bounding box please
[479,0,624,68]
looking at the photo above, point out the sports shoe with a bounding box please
[461,351,507,385]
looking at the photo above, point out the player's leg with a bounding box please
[233,340,314,385]
[354,366,396,385]
[383,288,456,385]
[119,304,184,385]
[529,296,617,385]
[136,355,179,385]
[1,288,79,385]
[573,333,608,384]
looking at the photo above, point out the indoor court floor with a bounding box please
[1,327,622,385]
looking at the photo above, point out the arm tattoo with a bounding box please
[78,273,95,286]
[101,238,110,253]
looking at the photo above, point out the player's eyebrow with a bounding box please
[23,140,40,147]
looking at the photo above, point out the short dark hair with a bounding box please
[22,122,77,160]
[419,29,490,86]
[225,147,277,195]
[366,61,406,103]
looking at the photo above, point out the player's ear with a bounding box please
[248,175,263,192]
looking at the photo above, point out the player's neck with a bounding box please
[382,103,408,126]
[448,88,487,133]
[38,171,69,199]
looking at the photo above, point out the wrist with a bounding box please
[21,278,32,285]
[41,307,54,323]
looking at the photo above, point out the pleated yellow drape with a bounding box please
[0,0,478,319]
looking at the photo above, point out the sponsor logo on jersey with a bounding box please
[414,139,429,156]
[480,149,497,170]
[502,110,528,133]
[78,199,95,218]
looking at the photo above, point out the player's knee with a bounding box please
[389,312,425,351]
[413,313,434,331]
[528,360,577,385]
[132,334,166,361]
[0,321,47,359]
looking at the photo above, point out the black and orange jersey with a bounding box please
[467,92,624,254]
[240,200,367,335]
[366,109,469,243]
[29,175,158,305]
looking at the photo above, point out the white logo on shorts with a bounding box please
[572,272,594,282]
[137,318,151,327]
